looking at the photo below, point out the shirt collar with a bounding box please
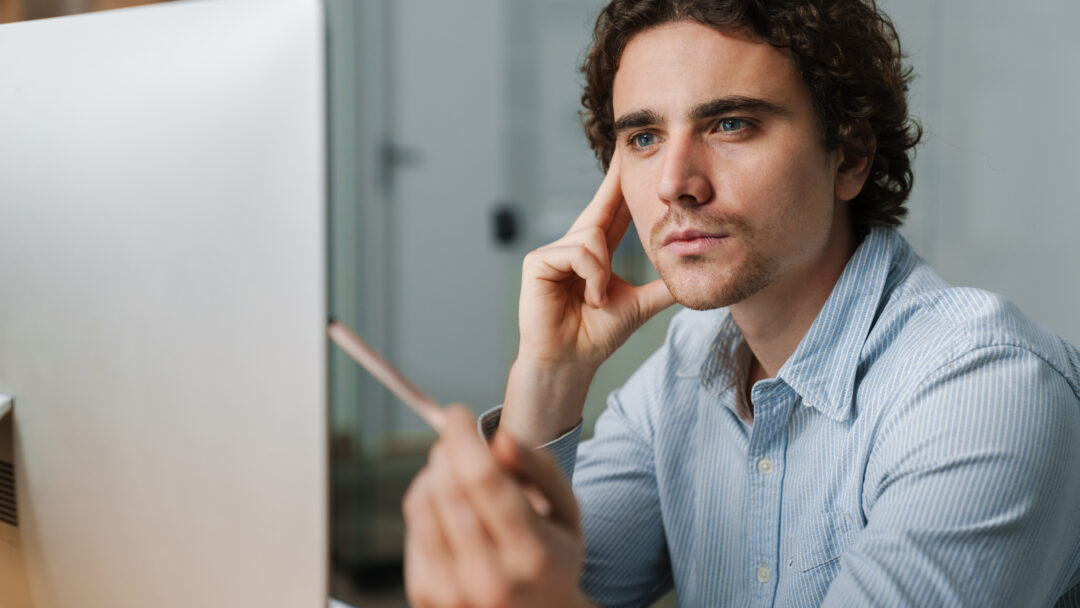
[776,227,899,422]
[699,312,748,398]
[698,227,902,422]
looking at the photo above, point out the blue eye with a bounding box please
[719,118,747,132]
[632,132,656,148]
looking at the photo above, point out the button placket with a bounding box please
[744,385,793,603]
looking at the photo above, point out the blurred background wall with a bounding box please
[886,0,1080,349]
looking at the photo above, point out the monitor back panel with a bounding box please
[0,0,328,605]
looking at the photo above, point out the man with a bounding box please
[402,1,1080,606]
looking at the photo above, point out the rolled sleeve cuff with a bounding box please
[477,405,582,481]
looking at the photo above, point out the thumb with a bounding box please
[491,430,580,532]
[634,277,676,321]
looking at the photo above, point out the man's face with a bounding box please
[612,22,853,311]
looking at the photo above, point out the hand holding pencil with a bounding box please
[327,319,590,608]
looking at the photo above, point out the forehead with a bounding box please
[612,21,805,117]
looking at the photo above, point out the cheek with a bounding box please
[620,173,659,244]
[633,219,651,251]
[725,144,831,226]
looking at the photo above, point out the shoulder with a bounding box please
[860,276,1080,502]
[859,267,1080,487]
[854,257,1080,479]
[864,264,1080,401]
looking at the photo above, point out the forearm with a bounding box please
[500,358,595,448]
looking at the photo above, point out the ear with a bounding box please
[835,126,875,202]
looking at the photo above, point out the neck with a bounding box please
[730,224,857,382]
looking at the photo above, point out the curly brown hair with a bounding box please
[581,0,922,237]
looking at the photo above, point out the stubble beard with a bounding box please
[648,211,777,311]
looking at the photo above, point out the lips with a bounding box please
[661,229,729,256]
[662,229,728,246]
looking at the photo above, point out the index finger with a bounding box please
[568,149,625,236]
[491,430,579,534]
[438,407,540,544]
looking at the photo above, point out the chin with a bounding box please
[668,283,748,311]
[672,292,732,311]
[656,254,776,311]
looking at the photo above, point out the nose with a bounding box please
[657,134,713,207]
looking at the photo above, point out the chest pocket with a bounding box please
[790,510,863,572]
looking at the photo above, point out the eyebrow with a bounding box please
[613,96,789,136]
[689,96,788,121]
[612,108,664,136]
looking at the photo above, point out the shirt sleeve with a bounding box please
[822,345,1080,607]
[574,381,674,607]
[477,405,582,480]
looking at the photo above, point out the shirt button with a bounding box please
[757,565,771,583]
[757,456,774,475]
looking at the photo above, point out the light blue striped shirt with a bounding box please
[485,227,1080,606]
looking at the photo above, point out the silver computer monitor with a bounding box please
[0,0,330,605]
